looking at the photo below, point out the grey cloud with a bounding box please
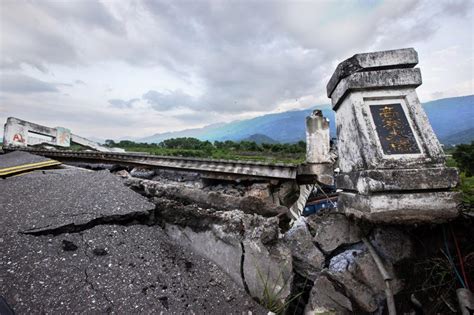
[440,0,474,17]
[138,1,326,113]
[0,74,59,94]
[0,2,80,72]
[0,0,121,72]
[108,98,139,109]
[37,1,125,35]
[1,0,470,120]
[75,80,86,85]
[171,110,221,124]
[145,0,468,114]
[142,90,196,111]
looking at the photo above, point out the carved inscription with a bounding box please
[369,104,420,155]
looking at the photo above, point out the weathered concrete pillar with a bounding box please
[306,109,331,164]
[327,48,460,223]
[297,110,334,186]
[292,110,334,221]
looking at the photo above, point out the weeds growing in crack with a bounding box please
[255,263,295,314]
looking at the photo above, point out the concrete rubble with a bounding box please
[145,195,293,305]
[125,175,290,217]
[308,212,361,253]
[303,221,411,314]
[284,218,325,281]
[119,165,419,314]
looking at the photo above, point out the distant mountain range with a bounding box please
[139,95,473,146]
[139,106,335,143]
[240,134,279,144]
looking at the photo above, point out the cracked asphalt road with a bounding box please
[0,165,266,314]
[1,169,155,233]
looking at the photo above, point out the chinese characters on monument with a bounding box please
[370,104,420,155]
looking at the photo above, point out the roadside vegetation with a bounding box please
[446,141,474,209]
[104,137,306,164]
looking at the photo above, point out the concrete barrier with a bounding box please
[3,117,123,153]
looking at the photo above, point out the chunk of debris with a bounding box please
[304,273,353,314]
[307,212,361,253]
[92,247,108,256]
[284,217,325,280]
[61,240,78,251]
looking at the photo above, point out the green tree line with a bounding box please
[105,137,307,154]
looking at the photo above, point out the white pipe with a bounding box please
[361,236,397,315]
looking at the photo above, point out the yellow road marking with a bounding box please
[0,160,60,172]
[0,160,61,176]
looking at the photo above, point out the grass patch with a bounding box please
[112,145,304,164]
[255,266,303,314]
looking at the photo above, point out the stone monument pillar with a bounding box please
[327,48,460,223]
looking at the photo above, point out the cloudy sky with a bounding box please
[0,0,473,139]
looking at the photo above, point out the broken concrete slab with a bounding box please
[0,166,265,313]
[126,177,287,216]
[304,273,353,314]
[298,212,415,314]
[130,167,155,179]
[326,241,404,313]
[0,225,266,314]
[157,198,293,304]
[327,244,381,312]
[307,212,361,253]
[351,250,403,294]
[0,169,155,234]
[284,217,325,280]
[0,151,54,169]
[369,226,414,264]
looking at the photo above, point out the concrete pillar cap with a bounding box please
[327,48,418,98]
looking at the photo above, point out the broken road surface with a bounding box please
[0,164,265,314]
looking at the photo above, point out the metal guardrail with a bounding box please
[5,147,298,180]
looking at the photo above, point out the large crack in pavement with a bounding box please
[0,167,267,314]
[22,210,155,236]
